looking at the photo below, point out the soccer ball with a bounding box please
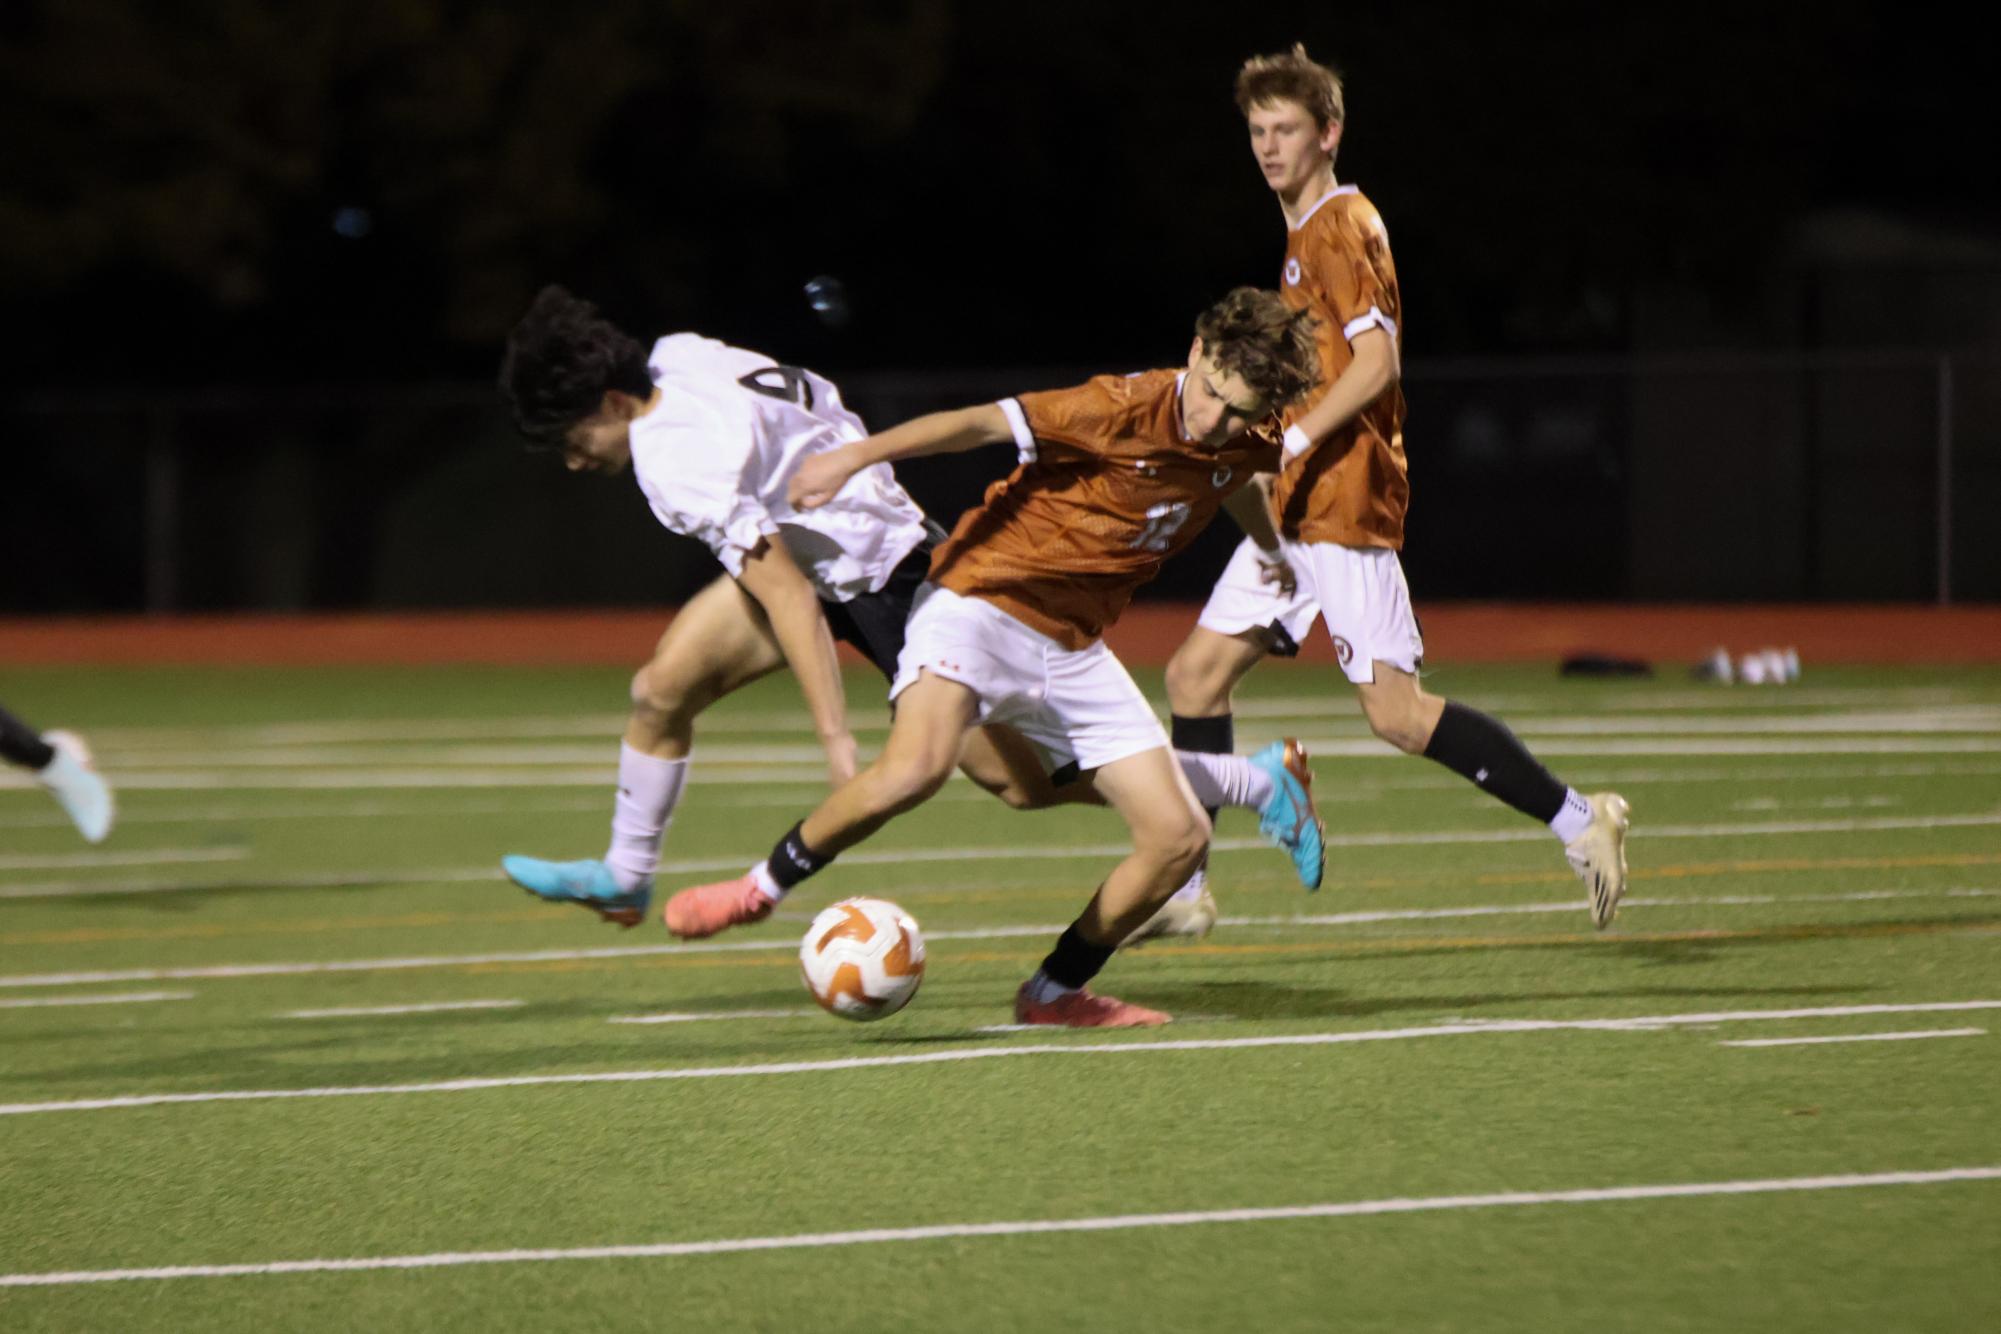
[798,897,926,1022]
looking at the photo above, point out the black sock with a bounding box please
[0,707,55,771]
[1038,923,1116,990]
[764,821,834,891]
[1421,700,1567,823]
[1172,713,1233,824]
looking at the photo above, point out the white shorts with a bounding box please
[1196,537,1424,684]
[890,584,1169,774]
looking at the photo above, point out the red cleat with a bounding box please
[662,875,778,939]
[1012,981,1172,1028]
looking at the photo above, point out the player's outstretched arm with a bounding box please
[1282,326,1400,461]
[733,536,857,786]
[1222,480,1296,596]
[790,404,1014,510]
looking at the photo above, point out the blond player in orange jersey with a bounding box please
[1162,46,1631,932]
[664,290,1322,1028]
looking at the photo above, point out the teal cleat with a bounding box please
[502,855,650,928]
[1251,739,1325,891]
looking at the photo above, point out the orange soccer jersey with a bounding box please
[929,370,1279,649]
[1270,185,1409,549]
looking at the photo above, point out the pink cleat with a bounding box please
[663,874,778,939]
[1013,981,1171,1028]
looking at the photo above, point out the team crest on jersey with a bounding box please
[1211,465,1232,488]
[1332,635,1354,667]
[1284,257,1302,286]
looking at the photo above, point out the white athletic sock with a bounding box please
[1025,969,1078,1004]
[602,745,689,892]
[1169,868,1208,904]
[747,860,787,903]
[1550,788,1594,844]
[1176,750,1275,811]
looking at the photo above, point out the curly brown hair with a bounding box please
[1234,43,1344,130]
[498,285,654,444]
[1193,288,1321,410]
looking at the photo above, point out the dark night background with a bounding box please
[2,1,1996,614]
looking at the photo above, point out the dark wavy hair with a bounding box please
[1193,288,1321,410]
[498,285,655,444]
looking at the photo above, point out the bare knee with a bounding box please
[1143,808,1211,880]
[1359,685,1438,755]
[1165,645,1234,717]
[868,752,954,815]
[629,665,698,733]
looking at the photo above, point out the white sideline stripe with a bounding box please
[0,848,247,873]
[1719,1028,1985,1048]
[10,807,2001,902]
[282,1000,524,1020]
[3,1167,1996,1287]
[3,884,1994,990]
[5,761,1995,833]
[4,1000,1999,1118]
[0,991,194,1010]
[609,1009,813,1025]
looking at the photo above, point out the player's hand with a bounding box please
[790,448,859,511]
[822,731,859,788]
[1256,550,1298,597]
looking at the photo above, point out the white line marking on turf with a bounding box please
[5,1000,1998,1118]
[3,1167,1996,1286]
[609,1009,813,1025]
[10,806,2001,902]
[280,1000,524,1020]
[0,991,194,1010]
[1719,1028,1985,1048]
[2,885,1994,990]
[0,848,247,873]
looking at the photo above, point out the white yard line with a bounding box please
[2,1166,1996,1286]
[7,808,2001,902]
[2,884,1994,989]
[281,1000,524,1020]
[1718,1028,1985,1048]
[2,1000,1996,1118]
[0,848,247,873]
[608,1009,814,1025]
[0,991,193,1010]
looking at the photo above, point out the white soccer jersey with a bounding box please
[629,334,929,601]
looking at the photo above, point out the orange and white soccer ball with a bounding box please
[798,897,926,1021]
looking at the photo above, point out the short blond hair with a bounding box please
[1234,43,1344,130]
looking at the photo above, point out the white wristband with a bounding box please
[1282,424,1313,459]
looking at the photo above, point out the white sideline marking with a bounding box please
[8,807,2001,902]
[4,1000,1998,1118]
[609,1009,813,1025]
[2,1167,1996,1286]
[0,796,612,832]
[0,991,193,1010]
[1719,1028,1985,1048]
[2,884,1994,990]
[0,848,247,874]
[281,1000,524,1020]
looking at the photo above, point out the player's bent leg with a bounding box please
[663,672,980,940]
[507,576,787,928]
[1359,662,1633,928]
[955,723,1105,811]
[1164,626,1269,719]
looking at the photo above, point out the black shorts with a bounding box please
[819,527,941,681]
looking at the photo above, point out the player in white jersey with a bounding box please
[494,286,1321,926]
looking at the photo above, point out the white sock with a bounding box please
[1025,969,1078,1004]
[602,745,689,892]
[1550,789,1594,844]
[1169,868,1208,904]
[747,860,787,903]
[1176,751,1275,811]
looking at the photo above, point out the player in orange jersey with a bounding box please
[1164,46,1631,929]
[664,289,1322,1028]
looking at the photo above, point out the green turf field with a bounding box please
[1,661,1998,1331]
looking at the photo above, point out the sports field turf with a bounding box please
[1,660,1997,1331]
